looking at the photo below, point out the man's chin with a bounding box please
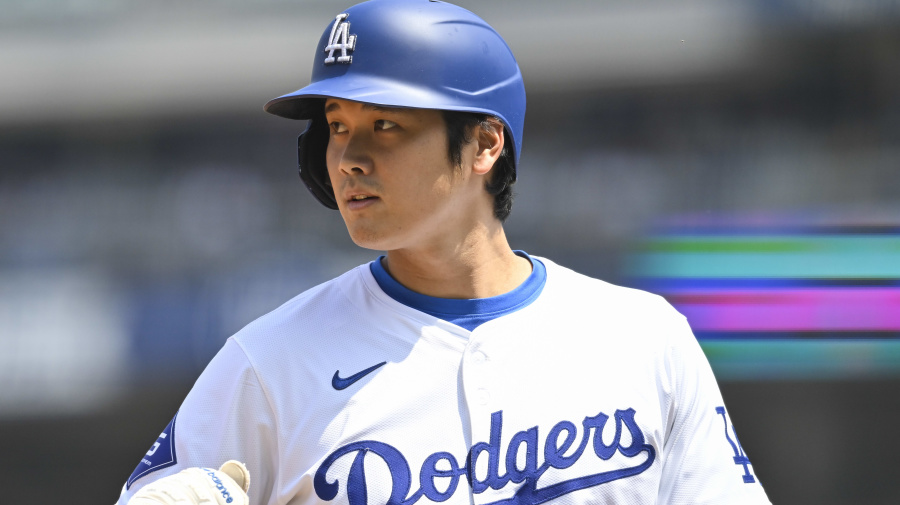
[346,226,393,252]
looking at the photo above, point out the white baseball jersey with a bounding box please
[117,255,770,505]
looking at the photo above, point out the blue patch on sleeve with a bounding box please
[127,412,179,489]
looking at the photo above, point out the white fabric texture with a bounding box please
[117,258,770,505]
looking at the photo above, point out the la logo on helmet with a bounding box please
[324,13,356,65]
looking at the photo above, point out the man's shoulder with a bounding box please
[536,256,682,320]
[229,263,371,349]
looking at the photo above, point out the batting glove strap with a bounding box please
[128,461,250,505]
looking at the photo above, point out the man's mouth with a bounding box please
[346,194,379,208]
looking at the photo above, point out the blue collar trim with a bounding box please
[369,251,546,331]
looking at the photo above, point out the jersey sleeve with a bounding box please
[656,314,771,504]
[116,338,279,505]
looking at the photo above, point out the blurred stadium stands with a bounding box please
[1,0,899,503]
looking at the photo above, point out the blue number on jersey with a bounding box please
[127,412,179,489]
[715,406,756,483]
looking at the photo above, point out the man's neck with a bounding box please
[381,227,532,299]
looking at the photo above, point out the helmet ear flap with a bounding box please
[297,113,338,210]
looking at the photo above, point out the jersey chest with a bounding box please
[265,308,671,505]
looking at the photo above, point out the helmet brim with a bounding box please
[265,74,514,124]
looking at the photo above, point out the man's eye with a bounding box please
[330,121,348,133]
[375,119,398,130]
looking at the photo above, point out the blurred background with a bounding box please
[2,0,899,503]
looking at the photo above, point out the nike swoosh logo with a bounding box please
[332,361,387,391]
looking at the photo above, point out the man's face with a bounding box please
[324,98,491,252]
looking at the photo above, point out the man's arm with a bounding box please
[117,338,277,505]
[656,315,771,504]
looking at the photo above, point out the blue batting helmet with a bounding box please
[264,0,526,209]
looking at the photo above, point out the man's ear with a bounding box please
[472,119,504,176]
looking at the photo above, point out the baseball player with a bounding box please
[117,1,771,504]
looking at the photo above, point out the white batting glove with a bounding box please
[128,460,251,505]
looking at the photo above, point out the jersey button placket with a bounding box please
[462,341,493,446]
[462,336,503,505]
[471,351,490,405]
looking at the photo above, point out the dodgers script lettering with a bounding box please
[314,408,655,505]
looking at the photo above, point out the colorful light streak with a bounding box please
[627,216,900,379]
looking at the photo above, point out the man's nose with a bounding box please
[338,131,375,175]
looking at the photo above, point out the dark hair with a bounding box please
[442,111,516,222]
